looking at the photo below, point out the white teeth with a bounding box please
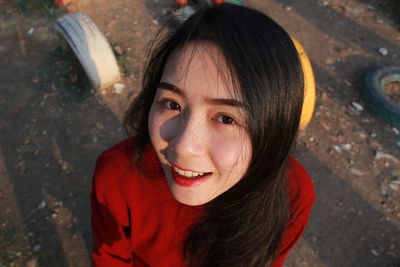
[173,166,204,178]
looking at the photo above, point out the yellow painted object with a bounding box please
[292,38,316,130]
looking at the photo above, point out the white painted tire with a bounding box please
[54,12,121,90]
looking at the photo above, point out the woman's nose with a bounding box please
[167,111,207,157]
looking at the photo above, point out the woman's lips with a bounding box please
[169,164,212,187]
[171,163,206,177]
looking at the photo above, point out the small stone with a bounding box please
[113,46,123,56]
[113,83,126,94]
[24,136,32,145]
[352,102,364,111]
[61,162,68,171]
[325,57,335,65]
[378,47,388,56]
[349,167,363,176]
[42,130,47,136]
[27,27,35,35]
[392,127,399,135]
[341,143,352,151]
[371,133,377,138]
[366,5,374,10]
[333,145,342,154]
[320,122,330,131]
[51,213,57,218]
[371,249,380,256]
[285,6,292,11]
[96,122,104,130]
[389,182,399,192]
[359,133,368,139]
[33,244,41,253]
[28,232,34,237]
[384,162,390,168]
[38,200,47,209]
[309,137,315,142]
[319,0,328,6]
[92,136,98,143]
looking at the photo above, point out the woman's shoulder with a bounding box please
[92,136,140,188]
[97,136,138,160]
[287,157,316,209]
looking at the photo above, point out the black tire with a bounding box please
[361,66,400,128]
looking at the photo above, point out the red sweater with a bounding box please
[91,137,315,267]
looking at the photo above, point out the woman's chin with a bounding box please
[166,177,215,206]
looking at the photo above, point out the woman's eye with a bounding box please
[215,115,236,125]
[163,100,181,111]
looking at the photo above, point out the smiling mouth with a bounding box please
[170,166,212,187]
[170,164,211,178]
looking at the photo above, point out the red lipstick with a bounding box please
[170,165,211,187]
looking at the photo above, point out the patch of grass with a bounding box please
[0,227,23,265]
[116,54,133,78]
[111,43,133,78]
[9,0,63,17]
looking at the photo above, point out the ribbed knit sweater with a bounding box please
[91,137,315,266]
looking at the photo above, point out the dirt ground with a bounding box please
[0,0,399,266]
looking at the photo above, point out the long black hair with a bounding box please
[124,3,304,266]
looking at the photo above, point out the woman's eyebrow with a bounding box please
[158,81,244,108]
[158,82,184,96]
[204,98,244,108]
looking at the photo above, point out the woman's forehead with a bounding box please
[161,42,240,99]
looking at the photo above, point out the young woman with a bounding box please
[91,3,315,267]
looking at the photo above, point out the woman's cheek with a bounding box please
[211,134,251,172]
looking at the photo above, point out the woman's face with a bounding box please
[148,42,252,206]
